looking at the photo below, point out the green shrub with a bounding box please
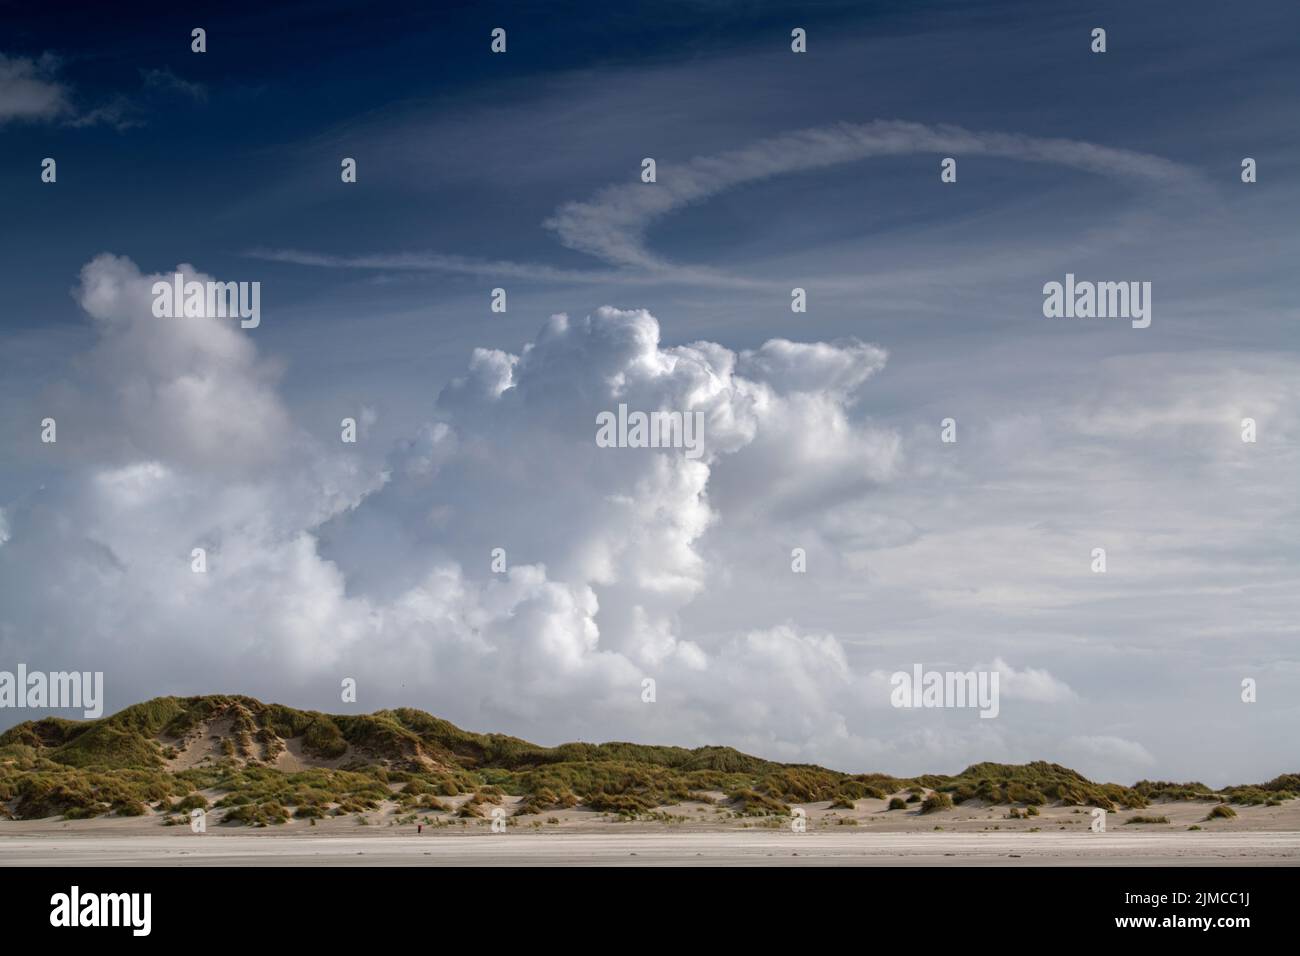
[836,780,886,801]
[173,793,208,812]
[224,801,289,826]
[920,792,953,815]
[729,790,790,817]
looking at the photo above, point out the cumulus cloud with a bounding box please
[58,254,299,474]
[316,304,901,743]
[0,257,909,767]
[5,254,1296,782]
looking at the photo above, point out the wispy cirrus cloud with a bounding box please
[251,120,1213,290]
[543,120,1210,272]
[245,247,617,284]
[140,68,207,103]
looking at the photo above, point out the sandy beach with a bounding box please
[4,830,1298,866]
[4,793,1298,865]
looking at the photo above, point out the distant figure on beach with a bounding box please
[417,824,423,834]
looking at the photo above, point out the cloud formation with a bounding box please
[249,120,1211,290]
[543,120,1210,277]
[3,250,1295,783]
[0,256,914,769]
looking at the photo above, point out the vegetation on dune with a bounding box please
[172,793,208,813]
[728,789,790,817]
[224,800,290,826]
[935,762,1135,810]
[920,792,953,814]
[1133,779,1215,801]
[1216,780,1297,806]
[1,695,1295,824]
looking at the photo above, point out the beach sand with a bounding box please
[4,830,1300,866]
[3,792,1298,865]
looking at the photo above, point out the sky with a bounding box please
[1,0,1297,786]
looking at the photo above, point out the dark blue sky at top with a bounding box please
[2,0,950,296]
[4,0,1298,338]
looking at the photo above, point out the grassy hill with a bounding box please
[0,695,1294,824]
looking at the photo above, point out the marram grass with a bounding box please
[0,695,1292,825]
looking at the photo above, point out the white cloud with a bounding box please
[4,253,1297,784]
[0,257,905,768]
[0,53,69,123]
[1063,735,1156,767]
[62,254,312,476]
[988,657,1077,704]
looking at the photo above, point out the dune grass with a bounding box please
[2,695,1294,824]
[920,792,953,814]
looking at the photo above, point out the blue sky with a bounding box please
[1,0,1298,784]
